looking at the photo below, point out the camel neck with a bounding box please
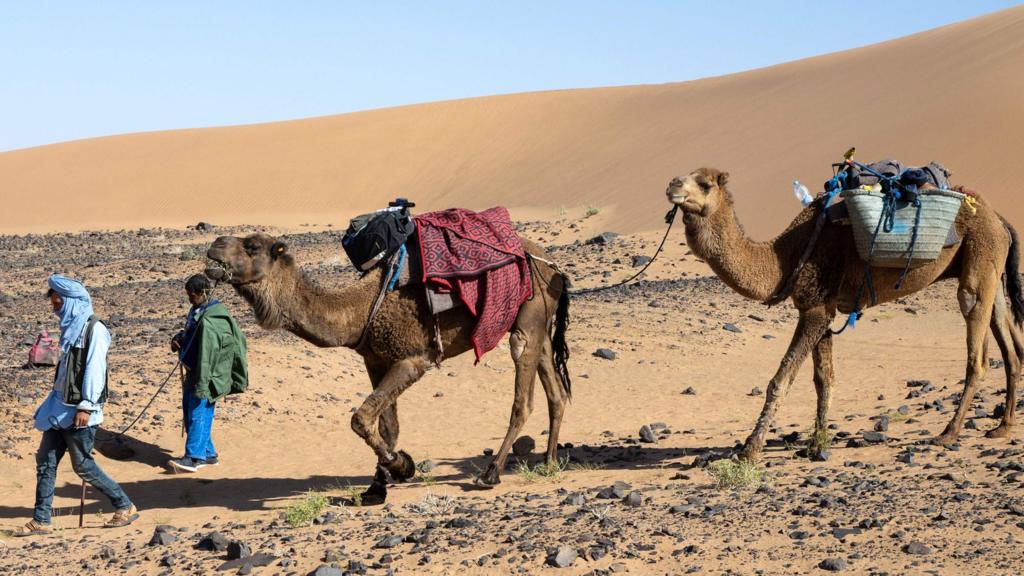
[243,264,377,348]
[684,196,803,303]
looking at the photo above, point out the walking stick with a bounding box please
[180,364,187,438]
[78,480,86,527]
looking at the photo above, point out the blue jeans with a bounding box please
[183,384,217,460]
[34,426,132,524]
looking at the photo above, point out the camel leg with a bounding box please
[741,307,832,461]
[935,273,998,444]
[358,360,403,501]
[477,329,540,486]
[351,356,428,503]
[808,331,836,458]
[537,337,569,464]
[987,286,1020,438]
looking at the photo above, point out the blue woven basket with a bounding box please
[840,188,964,268]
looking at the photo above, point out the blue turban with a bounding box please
[47,274,94,352]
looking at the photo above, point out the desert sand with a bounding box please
[2,6,1024,576]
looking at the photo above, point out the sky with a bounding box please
[1,1,1020,152]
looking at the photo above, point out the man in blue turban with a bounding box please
[20,275,138,536]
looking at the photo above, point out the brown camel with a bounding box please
[665,167,1023,460]
[205,233,571,504]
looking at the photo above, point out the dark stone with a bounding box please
[195,222,215,232]
[597,481,631,499]
[749,387,763,397]
[196,531,230,552]
[819,558,848,571]
[593,348,617,360]
[681,387,697,395]
[904,541,933,555]
[623,491,643,507]
[375,535,403,549]
[586,232,619,245]
[723,323,742,333]
[639,425,657,444]
[216,553,278,569]
[832,527,862,539]
[309,566,344,576]
[512,436,535,458]
[862,431,888,444]
[873,416,890,432]
[546,546,578,568]
[226,541,251,560]
[148,529,177,546]
[631,255,652,267]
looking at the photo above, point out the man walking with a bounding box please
[168,274,248,473]
[21,275,138,536]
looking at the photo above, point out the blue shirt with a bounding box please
[33,322,110,431]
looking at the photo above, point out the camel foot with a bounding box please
[383,450,417,482]
[357,481,388,506]
[931,432,960,446]
[736,448,762,463]
[985,423,1014,439]
[474,464,501,488]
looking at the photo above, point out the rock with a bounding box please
[546,546,578,568]
[904,541,933,555]
[631,255,652,267]
[148,529,177,546]
[562,492,586,506]
[216,554,278,572]
[810,450,831,462]
[375,535,404,549]
[681,387,697,395]
[749,387,763,397]
[195,222,215,232]
[862,431,888,444]
[310,566,344,576]
[639,425,657,444]
[227,541,251,560]
[593,348,617,360]
[417,459,435,473]
[623,491,643,507]
[586,232,619,246]
[873,415,890,432]
[512,436,536,458]
[819,558,848,571]
[832,527,862,539]
[196,531,229,552]
[597,481,631,499]
[723,323,742,333]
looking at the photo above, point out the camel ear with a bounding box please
[717,171,730,187]
[270,241,288,259]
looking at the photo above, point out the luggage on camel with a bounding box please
[28,330,60,367]
[342,199,417,272]
[836,158,963,268]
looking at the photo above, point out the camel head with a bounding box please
[205,233,291,286]
[666,167,730,217]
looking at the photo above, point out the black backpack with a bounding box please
[342,199,417,272]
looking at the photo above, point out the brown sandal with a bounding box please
[104,505,139,528]
[16,520,53,537]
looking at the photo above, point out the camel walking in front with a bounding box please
[206,233,571,504]
[666,167,1023,460]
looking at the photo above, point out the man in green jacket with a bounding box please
[168,275,248,473]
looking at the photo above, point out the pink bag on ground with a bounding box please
[28,330,60,367]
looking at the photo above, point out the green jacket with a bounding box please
[188,302,248,402]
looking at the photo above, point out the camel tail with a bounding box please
[1002,216,1024,326]
[552,273,572,400]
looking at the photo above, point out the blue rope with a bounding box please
[386,244,407,292]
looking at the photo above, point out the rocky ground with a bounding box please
[1,212,1022,575]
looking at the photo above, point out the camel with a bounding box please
[205,232,571,504]
[665,167,1023,460]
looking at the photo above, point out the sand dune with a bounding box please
[2,7,1024,238]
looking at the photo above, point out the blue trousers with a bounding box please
[183,384,217,460]
[34,426,132,524]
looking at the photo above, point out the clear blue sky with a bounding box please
[1,1,1019,151]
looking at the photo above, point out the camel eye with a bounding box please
[243,242,259,255]
[698,181,711,191]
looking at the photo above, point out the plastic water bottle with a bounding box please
[793,180,813,206]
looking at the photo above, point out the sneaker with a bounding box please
[206,455,220,466]
[104,505,139,528]
[168,456,208,473]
